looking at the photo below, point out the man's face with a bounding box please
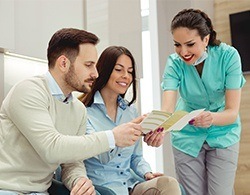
[65,43,98,93]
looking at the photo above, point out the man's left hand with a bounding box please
[70,177,95,195]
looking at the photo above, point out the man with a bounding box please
[0,28,142,195]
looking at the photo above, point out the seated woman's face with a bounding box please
[105,54,133,95]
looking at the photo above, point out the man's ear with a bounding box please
[57,55,69,72]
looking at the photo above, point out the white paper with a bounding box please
[165,109,205,132]
[141,108,205,133]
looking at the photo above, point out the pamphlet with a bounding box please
[141,108,205,133]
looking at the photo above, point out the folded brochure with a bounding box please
[141,108,205,133]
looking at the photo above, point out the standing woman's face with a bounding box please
[105,54,133,95]
[173,27,209,65]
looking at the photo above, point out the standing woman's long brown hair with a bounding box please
[171,8,221,46]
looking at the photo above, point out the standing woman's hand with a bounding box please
[189,111,213,128]
[143,127,165,147]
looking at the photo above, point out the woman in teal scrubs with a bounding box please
[147,9,246,195]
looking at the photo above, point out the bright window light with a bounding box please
[140,0,157,172]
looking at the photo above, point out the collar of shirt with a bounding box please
[93,91,128,110]
[45,71,73,103]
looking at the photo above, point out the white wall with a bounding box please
[4,54,47,97]
[0,53,4,104]
[0,0,15,51]
[85,0,143,79]
[0,0,85,103]
[0,0,84,60]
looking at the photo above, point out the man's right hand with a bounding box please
[112,122,142,147]
[131,115,146,124]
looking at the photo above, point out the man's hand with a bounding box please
[131,115,146,124]
[112,122,142,147]
[70,177,95,195]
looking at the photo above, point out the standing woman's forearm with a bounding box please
[161,90,178,113]
[210,89,242,126]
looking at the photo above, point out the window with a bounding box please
[140,0,158,172]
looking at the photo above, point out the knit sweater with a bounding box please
[0,75,109,193]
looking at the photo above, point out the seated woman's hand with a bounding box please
[144,172,164,180]
[143,127,165,147]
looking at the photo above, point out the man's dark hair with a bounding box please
[47,28,99,68]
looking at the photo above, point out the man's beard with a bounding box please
[65,65,93,93]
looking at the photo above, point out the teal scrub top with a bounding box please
[161,43,246,157]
